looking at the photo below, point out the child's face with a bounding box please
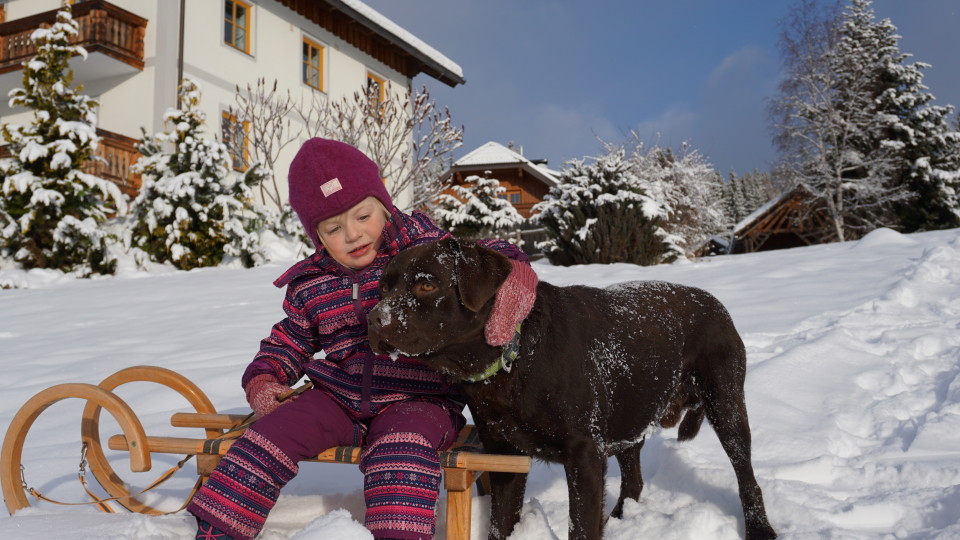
[317,197,389,270]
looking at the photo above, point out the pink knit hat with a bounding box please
[288,138,392,249]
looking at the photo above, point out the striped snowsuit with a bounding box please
[188,208,527,539]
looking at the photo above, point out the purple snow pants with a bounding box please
[187,388,463,540]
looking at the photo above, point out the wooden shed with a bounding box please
[734,184,839,253]
[439,142,559,219]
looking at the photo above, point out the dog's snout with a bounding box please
[368,303,392,329]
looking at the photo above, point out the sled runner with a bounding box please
[0,365,530,540]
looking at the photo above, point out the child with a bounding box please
[188,138,537,540]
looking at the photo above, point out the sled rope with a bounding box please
[20,442,200,514]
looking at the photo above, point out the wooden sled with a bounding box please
[1,365,530,540]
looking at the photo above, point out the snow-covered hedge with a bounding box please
[127,79,265,270]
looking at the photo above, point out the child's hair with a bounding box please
[288,138,393,250]
[369,198,392,220]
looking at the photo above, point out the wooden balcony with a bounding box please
[0,128,142,198]
[0,0,147,75]
[91,128,142,198]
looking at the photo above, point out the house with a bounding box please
[733,183,838,253]
[440,141,559,219]
[0,0,463,207]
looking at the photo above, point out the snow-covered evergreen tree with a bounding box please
[772,0,960,239]
[128,79,264,270]
[434,175,523,240]
[0,6,125,275]
[629,140,726,257]
[865,12,960,231]
[532,147,669,266]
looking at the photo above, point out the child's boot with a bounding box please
[195,517,235,539]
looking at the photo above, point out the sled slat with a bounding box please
[170,412,247,430]
[106,433,529,473]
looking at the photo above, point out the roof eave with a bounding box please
[324,0,465,87]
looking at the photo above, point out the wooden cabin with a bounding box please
[733,184,839,253]
[440,141,559,219]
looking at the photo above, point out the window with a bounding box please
[366,72,385,114]
[221,111,249,171]
[302,38,325,91]
[224,0,251,53]
[509,192,522,204]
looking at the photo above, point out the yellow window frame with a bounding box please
[221,111,250,172]
[224,0,251,54]
[366,72,386,115]
[302,38,325,91]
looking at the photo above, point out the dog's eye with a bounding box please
[416,282,437,294]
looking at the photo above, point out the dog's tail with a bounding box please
[676,406,704,441]
[659,382,705,442]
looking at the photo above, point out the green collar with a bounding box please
[466,323,523,383]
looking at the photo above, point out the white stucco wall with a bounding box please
[2,0,417,209]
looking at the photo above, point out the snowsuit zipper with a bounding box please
[352,276,374,417]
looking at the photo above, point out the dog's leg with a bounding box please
[703,388,777,540]
[611,440,644,518]
[486,471,527,540]
[564,442,607,540]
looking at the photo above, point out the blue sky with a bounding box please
[363,0,960,176]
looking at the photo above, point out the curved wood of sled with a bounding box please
[1,366,531,540]
[1,383,150,515]
[79,365,220,514]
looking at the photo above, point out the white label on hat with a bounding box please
[321,178,343,197]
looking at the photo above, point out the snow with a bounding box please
[2,227,960,539]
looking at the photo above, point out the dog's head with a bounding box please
[367,237,513,378]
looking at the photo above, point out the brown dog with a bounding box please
[367,238,776,540]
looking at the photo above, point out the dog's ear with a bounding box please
[450,238,513,312]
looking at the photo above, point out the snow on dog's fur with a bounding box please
[368,237,776,540]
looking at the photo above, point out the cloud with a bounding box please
[707,46,771,89]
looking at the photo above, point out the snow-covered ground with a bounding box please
[1,227,959,539]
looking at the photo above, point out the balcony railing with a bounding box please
[0,128,142,198]
[0,0,147,75]
[91,128,142,198]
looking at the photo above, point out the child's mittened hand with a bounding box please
[484,259,538,346]
[245,374,291,418]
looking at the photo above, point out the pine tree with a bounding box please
[532,147,669,266]
[871,26,960,230]
[128,79,264,270]
[434,175,524,240]
[0,5,125,275]
[839,0,960,232]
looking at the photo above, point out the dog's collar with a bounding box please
[466,322,522,383]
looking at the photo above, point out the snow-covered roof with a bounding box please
[734,184,815,233]
[452,141,559,186]
[332,0,464,86]
[455,141,528,167]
